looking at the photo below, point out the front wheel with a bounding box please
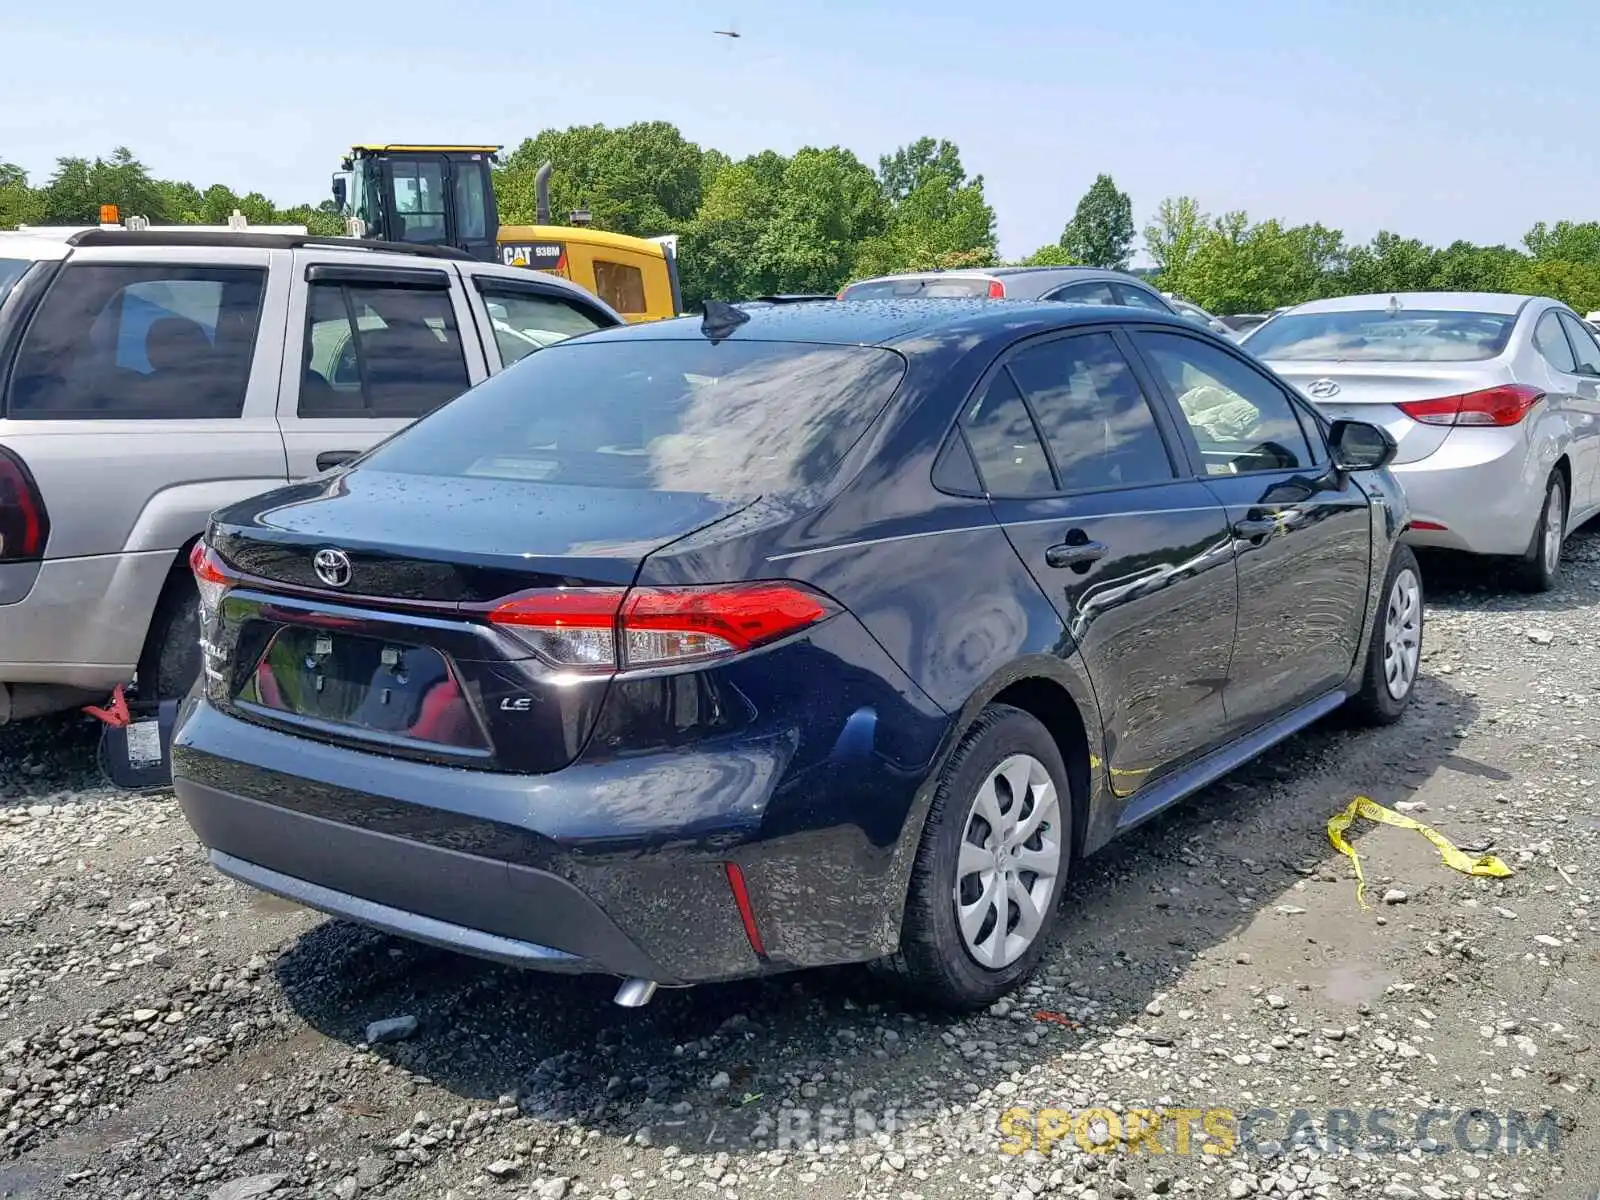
[1513,472,1566,593]
[877,704,1073,1011]
[1346,543,1423,726]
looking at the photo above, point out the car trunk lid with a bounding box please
[1265,360,1514,465]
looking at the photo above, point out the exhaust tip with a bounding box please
[613,978,658,1008]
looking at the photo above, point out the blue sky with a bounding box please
[4,0,1594,260]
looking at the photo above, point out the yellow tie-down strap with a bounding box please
[1327,795,1513,909]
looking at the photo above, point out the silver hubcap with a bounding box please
[1383,568,1422,701]
[953,754,1062,969]
[1543,484,1564,576]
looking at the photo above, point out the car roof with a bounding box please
[845,265,1146,285]
[570,297,1198,350]
[1285,291,1537,316]
[0,233,73,262]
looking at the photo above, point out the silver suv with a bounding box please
[0,229,621,724]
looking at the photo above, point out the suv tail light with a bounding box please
[0,446,49,564]
[1397,384,1544,427]
[986,279,1006,299]
[488,582,837,672]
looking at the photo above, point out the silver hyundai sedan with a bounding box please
[1241,292,1600,590]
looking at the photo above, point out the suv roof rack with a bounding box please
[65,229,478,262]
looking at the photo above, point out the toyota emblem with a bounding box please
[313,548,353,589]
[1306,378,1341,399]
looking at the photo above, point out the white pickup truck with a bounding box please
[0,227,621,725]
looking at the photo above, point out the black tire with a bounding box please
[1345,543,1423,726]
[136,576,201,704]
[877,704,1074,1011]
[1513,472,1566,594]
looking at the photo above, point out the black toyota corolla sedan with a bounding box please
[171,298,1421,1012]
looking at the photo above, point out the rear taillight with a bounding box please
[0,447,49,564]
[1397,384,1544,427]
[189,542,232,628]
[986,279,1006,299]
[487,582,837,672]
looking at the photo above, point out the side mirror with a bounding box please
[330,174,349,211]
[1328,418,1396,472]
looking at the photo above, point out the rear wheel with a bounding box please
[136,576,201,705]
[879,704,1073,1011]
[1346,543,1423,726]
[1514,472,1565,593]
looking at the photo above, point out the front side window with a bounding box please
[1006,334,1175,491]
[6,264,265,419]
[390,161,447,244]
[592,260,648,314]
[1138,332,1314,474]
[1535,310,1577,373]
[479,287,606,366]
[300,282,469,419]
[360,339,907,499]
[959,370,1055,496]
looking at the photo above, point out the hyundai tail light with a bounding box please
[487,582,837,671]
[1397,384,1544,427]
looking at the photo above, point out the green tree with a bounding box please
[878,137,966,203]
[496,122,707,235]
[1524,220,1600,266]
[1018,242,1077,267]
[1338,231,1438,295]
[0,161,41,229]
[853,138,996,277]
[1060,173,1135,269]
[1143,195,1207,293]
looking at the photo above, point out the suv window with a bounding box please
[1558,312,1600,374]
[1006,334,1175,491]
[478,286,605,366]
[1535,310,1577,373]
[1112,285,1170,313]
[1138,331,1314,474]
[6,264,266,419]
[960,370,1054,496]
[300,281,470,419]
[592,260,647,314]
[1049,281,1118,306]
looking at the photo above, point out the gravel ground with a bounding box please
[0,530,1595,1200]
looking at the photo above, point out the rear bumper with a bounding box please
[1394,429,1541,556]
[172,655,946,983]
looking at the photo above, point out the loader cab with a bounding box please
[332,145,501,262]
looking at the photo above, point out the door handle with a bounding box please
[1045,539,1109,569]
[1232,516,1281,538]
[317,451,359,470]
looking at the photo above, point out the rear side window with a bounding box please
[300,282,470,419]
[1007,334,1175,491]
[1559,312,1600,374]
[593,260,647,314]
[1112,285,1170,313]
[1048,281,1117,306]
[0,259,29,302]
[1245,309,1516,362]
[360,339,906,498]
[959,370,1054,496]
[1535,311,1577,373]
[6,264,265,419]
[477,285,606,366]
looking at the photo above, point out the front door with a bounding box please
[960,329,1239,794]
[1130,328,1373,732]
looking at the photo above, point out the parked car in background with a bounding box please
[838,266,1181,313]
[172,298,1419,1013]
[0,228,621,725]
[1220,312,1274,338]
[1244,292,1600,590]
[1163,294,1232,336]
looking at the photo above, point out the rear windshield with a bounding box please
[0,259,29,302]
[1244,309,1517,362]
[361,338,908,498]
[841,277,993,299]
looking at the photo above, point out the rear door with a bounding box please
[276,251,489,478]
[1,246,290,562]
[966,328,1238,795]
[1130,328,1373,733]
[1550,311,1600,515]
